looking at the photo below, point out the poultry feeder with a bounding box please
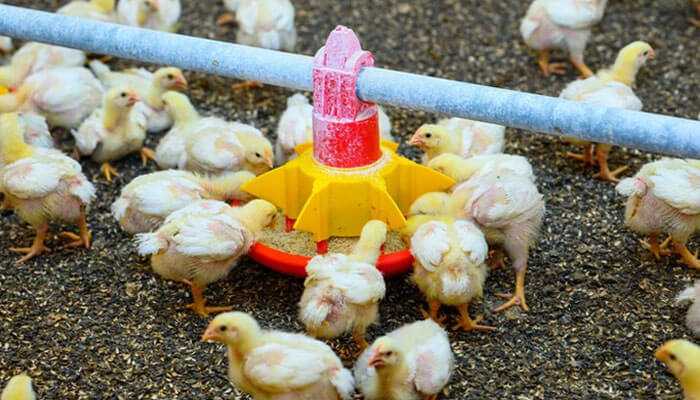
[242,26,455,277]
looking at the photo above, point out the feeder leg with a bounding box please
[10,223,50,264]
[316,240,328,254]
[186,284,233,317]
[285,217,295,232]
[452,303,496,333]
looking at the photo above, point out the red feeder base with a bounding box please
[247,242,414,278]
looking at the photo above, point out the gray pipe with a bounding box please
[0,4,698,157]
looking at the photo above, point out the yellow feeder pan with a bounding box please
[242,26,454,277]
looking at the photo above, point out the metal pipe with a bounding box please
[0,4,698,158]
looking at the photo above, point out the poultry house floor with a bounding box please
[1,0,699,399]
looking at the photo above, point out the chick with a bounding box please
[354,319,454,400]
[117,0,181,32]
[428,153,535,184]
[299,220,387,350]
[560,41,655,182]
[89,61,188,132]
[447,171,545,312]
[655,340,700,400]
[57,0,116,21]
[0,43,85,89]
[410,118,505,164]
[0,113,95,263]
[202,312,355,400]
[0,67,104,129]
[520,0,607,77]
[1,374,36,400]
[235,0,297,52]
[73,87,150,182]
[616,158,700,269]
[112,169,255,234]
[677,281,700,337]
[136,199,276,316]
[274,93,393,164]
[15,113,54,153]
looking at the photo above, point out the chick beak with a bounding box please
[647,48,656,61]
[654,346,669,362]
[147,0,160,11]
[127,92,140,106]
[367,351,384,368]
[201,326,218,342]
[264,153,274,168]
[408,134,424,147]
[174,75,188,91]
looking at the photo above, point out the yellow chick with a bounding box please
[112,169,255,234]
[656,340,700,400]
[299,220,387,350]
[0,42,85,89]
[1,374,35,400]
[428,153,535,184]
[560,41,655,182]
[0,113,95,263]
[202,312,355,400]
[136,199,276,316]
[410,118,505,164]
[117,0,181,32]
[57,0,116,21]
[73,87,150,182]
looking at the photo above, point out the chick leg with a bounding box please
[59,210,91,249]
[216,12,236,26]
[186,283,233,317]
[100,162,120,182]
[487,248,506,270]
[692,4,700,26]
[673,241,700,270]
[593,144,628,182]
[494,268,529,313]
[231,81,263,91]
[537,50,568,77]
[420,299,446,326]
[569,55,594,78]
[640,234,671,260]
[565,143,595,167]
[424,395,438,400]
[140,147,156,167]
[352,325,369,352]
[10,223,50,264]
[452,303,496,332]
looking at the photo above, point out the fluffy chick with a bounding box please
[202,312,355,400]
[136,199,276,316]
[410,218,493,333]
[57,0,116,21]
[655,340,700,400]
[0,67,104,129]
[616,158,700,269]
[560,41,655,182]
[410,118,505,164]
[235,0,297,52]
[428,153,535,185]
[677,281,700,337]
[299,220,387,350]
[354,319,454,400]
[520,0,607,77]
[73,87,150,182]
[0,42,85,89]
[117,0,181,32]
[89,61,188,132]
[1,374,35,400]
[0,113,95,263]
[14,113,54,153]
[112,169,255,234]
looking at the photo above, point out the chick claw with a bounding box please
[100,162,120,182]
[452,314,496,333]
[58,230,92,249]
[140,147,156,167]
[231,80,263,91]
[185,303,233,317]
[10,244,50,264]
[593,165,629,183]
[639,236,671,260]
[494,292,529,313]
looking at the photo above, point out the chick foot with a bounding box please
[565,143,595,167]
[216,12,236,26]
[420,300,446,326]
[58,211,91,249]
[640,235,671,260]
[452,304,495,333]
[537,50,567,77]
[570,57,594,78]
[673,241,700,270]
[10,224,49,264]
[185,283,233,317]
[494,269,529,313]
[424,395,438,400]
[593,145,628,182]
[100,162,120,182]
[140,147,156,167]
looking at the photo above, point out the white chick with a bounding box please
[117,0,181,31]
[299,220,387,350]
[16,113,53,151]
[520,0,607,77]
[448,171,545,312]
[1,374,36,400]
[410,218,494,332]
[157,91,273,174]
[677,281,700,337]
[0,67,104,129]
[410,117,505,164]
[73,86,149,182]
[0,113,95,263]
[202,312,355,400]
[428,153,535,185]
[89,60,188,132]
[274,93,394,164]
[616,158,700,269]
[112,169,255,233]
[354,319,454,400]
[57,0,116,21]
[0,42,86,89]
[560,41,655,182]
[236,0,297,52]
[136,199,276,316]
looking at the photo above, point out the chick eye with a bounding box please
[219,326,227,332]
[255,152,262,158]
[385,351,393,356]
[642,51,648,57]
[121,92,127,97]
[167,74,174,79]
[669,354,677,361]
[425,133,432,138]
